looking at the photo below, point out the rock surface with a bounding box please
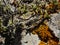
[0,0,60,45]
[47,13,60,41]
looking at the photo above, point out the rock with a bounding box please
[47,13,60,39]
[0,0,60,45]
[21,33,40,45]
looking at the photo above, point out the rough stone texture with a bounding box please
[0,0,60,45]
[47,13,60,40]
[21,33,40,45]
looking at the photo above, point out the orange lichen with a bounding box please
[38,41,46,45]
[47,39,58,45]
[32,24,59,45]
[32,30,37,35]
[58,42,60,45]
[32,24,52,39]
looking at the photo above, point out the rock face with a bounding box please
[0,0,60,45]
[21,33,40,45]
[47,13,60,40]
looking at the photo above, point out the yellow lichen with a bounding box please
[32,24,59,45]
[32,24,52,39]
[47,39,58,45]
[38,41,46,45]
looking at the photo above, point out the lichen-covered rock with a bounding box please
[0,0,60,45]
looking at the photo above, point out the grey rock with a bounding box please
[47,13,60,38]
